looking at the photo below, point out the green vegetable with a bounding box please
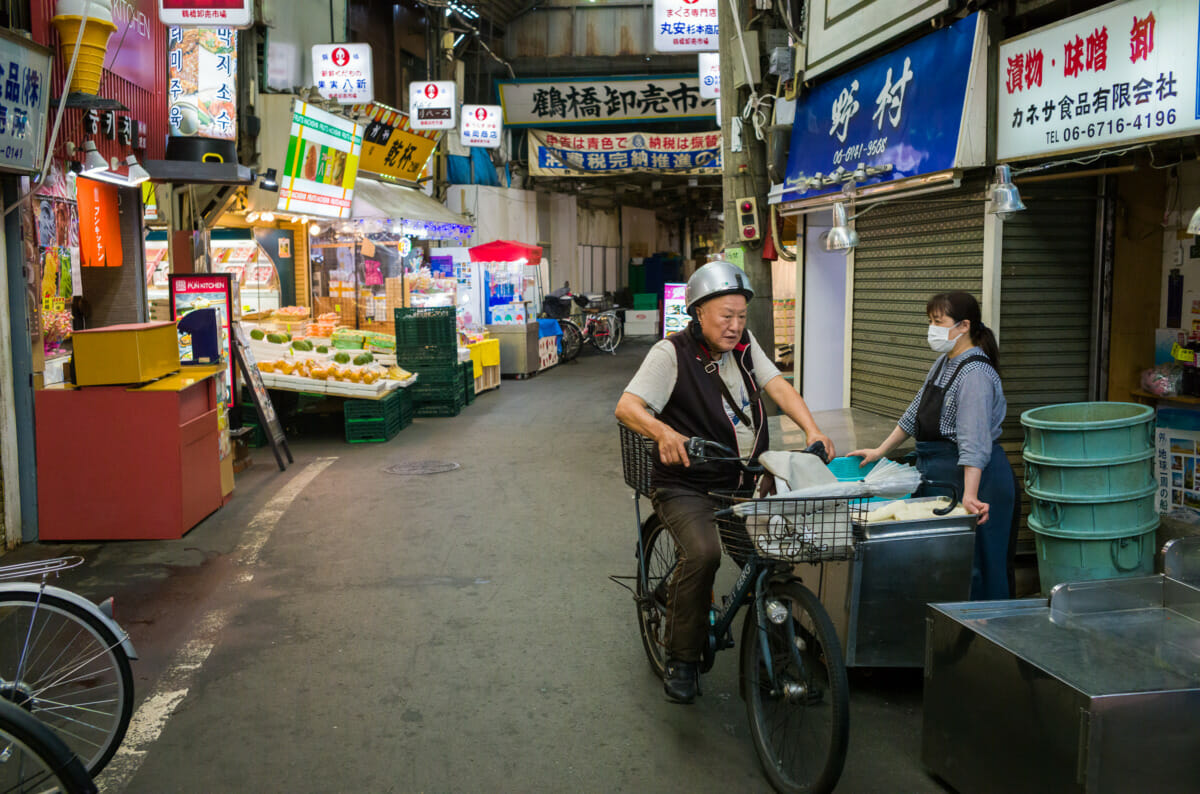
[291,339,313,352]
[353,353,374,366]
[250,328,266,341]
[316,346,329,354]
[334,352,351,364]
[266,333,287,344]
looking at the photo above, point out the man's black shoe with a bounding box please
[663,659,698,704]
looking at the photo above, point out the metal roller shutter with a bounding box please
[999,182,1098,553]
[849,180,988,418]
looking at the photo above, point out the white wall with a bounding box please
[548,193,578,291]
[801,211,849,411]
[621,206,657,263]
[1161,159,1200,327]
[578,207,620,246]
[262,0,348,91]
[445,186,538,248]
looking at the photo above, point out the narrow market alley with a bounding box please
[23,341,946,793]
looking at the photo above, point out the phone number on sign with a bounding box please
[1046,109,1177,144]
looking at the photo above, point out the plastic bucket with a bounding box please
[1021,402,1155,463]
[1030,518,1157,593]
[1028,484,1158,535]
[1023,450,1154,501]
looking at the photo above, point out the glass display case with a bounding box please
[145,231,281,317]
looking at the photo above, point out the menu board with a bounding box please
[232,324,291,471]
[169,273,235,407]
[663,282,688,336]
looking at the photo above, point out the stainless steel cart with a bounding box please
[923,575,1200,794]
[798,498,977,668]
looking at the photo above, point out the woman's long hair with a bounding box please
[926,291,1000,374]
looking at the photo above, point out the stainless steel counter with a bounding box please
[923,575,1200,793]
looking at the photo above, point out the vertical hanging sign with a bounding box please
[77,178,124,269]
[698,51,720,99]
[278,100,363,219]
[311,43,374,104]
[654,0,719,53]
[460,104,502,148]
[409,81,457,130]
[167,27,238,140]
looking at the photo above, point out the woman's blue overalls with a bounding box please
[911,355,1016,600]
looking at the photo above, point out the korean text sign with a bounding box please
[998,0,1200,161]
[0,30,51,175]
[278,101,363,220]
[168,27,237,140]
[529,130,722,176]
[781,13,982,204]
[497,76,715,126]
[653,0,719,53]
[312,43,373,105]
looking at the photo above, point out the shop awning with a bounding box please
[351,178,473,229]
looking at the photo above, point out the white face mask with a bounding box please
[927,323,959,353]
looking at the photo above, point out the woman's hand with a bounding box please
[848,448,884,467]
[964,494,990,524]
[655,426,691,467]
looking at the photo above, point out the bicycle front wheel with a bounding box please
[596,313,623,354]
[0,698,96,793]
[740,580,849,794]
[635,514,676,679]
[559,319,583,362]
[0,592,134,776]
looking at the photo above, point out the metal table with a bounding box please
[922,575,1200,794]
[798,498,977,668]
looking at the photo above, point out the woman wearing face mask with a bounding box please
[850,291,1015,600]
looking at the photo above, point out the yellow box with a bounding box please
[71,321,180,386]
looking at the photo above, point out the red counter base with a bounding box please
[36,371,224,541]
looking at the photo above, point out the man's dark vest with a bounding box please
[653,322,770,493]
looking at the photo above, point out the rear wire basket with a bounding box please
[618,423,656,497]
[711,491,868,563]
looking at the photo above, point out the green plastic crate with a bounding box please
[409,363,463,401]
[462,361,475,404]
[633,293,658,310]
[414,399,464,418]
[344,388,410,424]
[239,422,267,448]
[345,416,403,443]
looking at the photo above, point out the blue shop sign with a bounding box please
[0,30,51,176]
[780,13,984,205]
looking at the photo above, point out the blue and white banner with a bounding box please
[780,12,985,205]
[529,129,722,176]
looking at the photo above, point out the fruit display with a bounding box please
[274,306,310,321]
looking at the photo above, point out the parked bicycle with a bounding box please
[0,556,137,777]
[615,425,960,793]
[542,294,623,360]
[0,697,96,792]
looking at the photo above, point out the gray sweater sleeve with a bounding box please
[954,367,997,469]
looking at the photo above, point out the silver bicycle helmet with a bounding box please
[685,259,755,314]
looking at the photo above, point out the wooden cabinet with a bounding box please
[36,366,225,540]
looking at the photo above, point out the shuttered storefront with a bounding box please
[849,180,989,418]
[999,182,1098,552]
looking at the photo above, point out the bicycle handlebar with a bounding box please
[685,437,831,470]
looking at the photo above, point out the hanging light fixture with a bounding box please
[822,201,859,253]
[123,155,150,185]
[80,141,108,174]
[260,211,276,223]
[988,164,1026,219]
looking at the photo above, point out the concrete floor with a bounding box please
[18,338,954,793]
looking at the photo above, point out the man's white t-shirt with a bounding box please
[623,331,781,457]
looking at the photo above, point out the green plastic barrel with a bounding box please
[1021,402,1155,462]
[1027,484,1158,535]
[1023,449,1154,500]
[1030,517,1158,594]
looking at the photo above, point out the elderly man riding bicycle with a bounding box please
[615,259,835,703]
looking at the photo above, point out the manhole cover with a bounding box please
[384,461,461,476]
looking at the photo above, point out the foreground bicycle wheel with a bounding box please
[559,319,583,362]
[0,593,134,776]
[740,580,849,794]
[0,698,96,793]
[635,515,676,678]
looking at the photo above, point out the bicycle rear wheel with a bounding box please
[0,698,96,793]
[740,580,849,794]
[635,514,676,678]
[559,319,583,362]
[0,592,134,776]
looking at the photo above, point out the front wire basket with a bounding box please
[712,491,868,563]
[618,423,657,497]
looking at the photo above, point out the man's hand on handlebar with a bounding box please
[806,431,837,462]
[655,426,691,467]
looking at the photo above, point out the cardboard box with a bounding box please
[625,320,660,337]
[72,322,179,386]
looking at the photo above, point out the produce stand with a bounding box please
[923,575,1200,794]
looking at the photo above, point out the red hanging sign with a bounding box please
[77,178,124,268]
